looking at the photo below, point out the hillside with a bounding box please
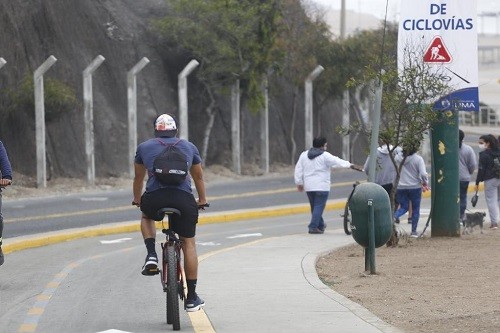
[0,0,367,182]
[0,0,190,179]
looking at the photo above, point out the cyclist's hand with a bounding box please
[0,179,12,187]
[132,201,140,207]
[198,202,210,210]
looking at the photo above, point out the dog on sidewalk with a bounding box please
[462,212,486,235]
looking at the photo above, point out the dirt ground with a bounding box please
[317,227,500,333]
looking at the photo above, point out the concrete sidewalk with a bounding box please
[198,229,403,333]
[196,193,491,333]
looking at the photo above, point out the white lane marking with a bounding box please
[99,238,132,244]
[197,241,222,246]
[227,233,263,239]
[96,330,133,333]
[81,197,109,201]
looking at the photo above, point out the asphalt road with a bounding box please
[3,169,365,239]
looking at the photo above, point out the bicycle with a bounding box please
[157,203,209,331]
[342,181,360,235]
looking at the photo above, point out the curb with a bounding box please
[3,200,346,255]
[3,183,484,255]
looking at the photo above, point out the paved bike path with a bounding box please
[198,228,402,333]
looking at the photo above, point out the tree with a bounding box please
[347,41,453,209]
[154,0,282,161]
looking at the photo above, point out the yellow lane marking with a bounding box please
[18,324,36,332]
[46,281,60,288]
[28,308,44,315]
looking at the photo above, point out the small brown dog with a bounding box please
[462,212,486,235]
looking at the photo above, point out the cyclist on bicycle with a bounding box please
[0,140,13,266]
[133,113,207,312]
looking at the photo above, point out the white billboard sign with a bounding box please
[398,0,478,111]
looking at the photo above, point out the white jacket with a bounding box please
[294,148,351,191]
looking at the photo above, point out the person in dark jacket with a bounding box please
[0,140,13,266]
[475,134,500,229]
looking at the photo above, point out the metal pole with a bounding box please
[367,79,384,183]
[83,55,105,186]
[304,65,324,150]
[34,55,57,188]
[178,59,199,140]
[367,199,376,274]
[0,58,6,70]
[342,90,350,161]
[231,80,241,175]
[260,76,269,173]
[340,0,346,40]
[127,57,150,177]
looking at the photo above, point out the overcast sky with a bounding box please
[312,0,500,20]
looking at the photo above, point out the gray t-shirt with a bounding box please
[458,143,477,182]
[134,137,202,193]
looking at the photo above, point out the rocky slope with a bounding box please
[0,0,367,181]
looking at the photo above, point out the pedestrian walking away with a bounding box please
[458,129,477,224]
[363,142,400,209]
[474,134,500,229]
[294,136,363,234]
[0,140,13,266]
[393,143,429,237]
[133,113,208,311]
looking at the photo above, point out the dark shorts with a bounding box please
[140,188,199,238]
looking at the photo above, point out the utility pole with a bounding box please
[340,0,346,40]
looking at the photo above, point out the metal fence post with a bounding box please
[178,59,199,140]
[34,55,57,188]
[231,80,241,175]
[127,57,150,177]
[304,66,324,150]
[83,55,105,186]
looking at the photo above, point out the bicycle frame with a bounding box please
[157,209,184,331]
[160,227,184,299]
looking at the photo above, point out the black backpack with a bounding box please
[153,139,188,185]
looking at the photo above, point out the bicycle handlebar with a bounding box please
[131,201,210,209]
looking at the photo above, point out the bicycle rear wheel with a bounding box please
[343,201,352,235]
[166,245,180,330]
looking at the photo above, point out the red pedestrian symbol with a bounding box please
[423,36,452,63]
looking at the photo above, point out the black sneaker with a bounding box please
[141,254,159,276]
[185,295,205,312]
[308,228,324,234]
[0,247,4,266]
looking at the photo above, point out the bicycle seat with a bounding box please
[157,207,181,219]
